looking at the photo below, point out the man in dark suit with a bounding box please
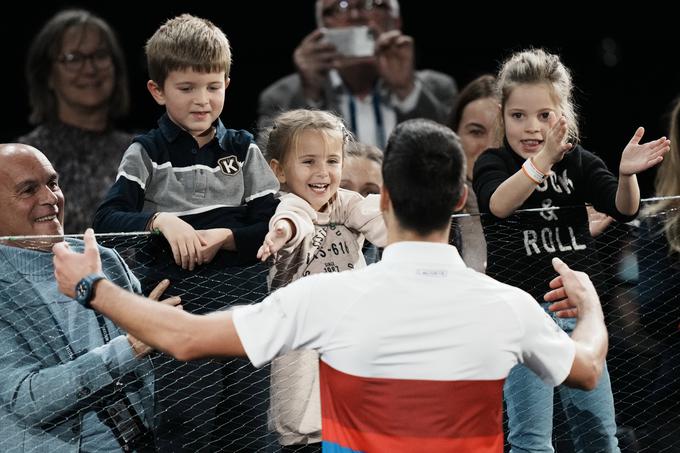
[257,0,457,149]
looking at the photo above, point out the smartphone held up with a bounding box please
[322,26,375,58]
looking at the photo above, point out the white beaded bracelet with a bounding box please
[521,158,547,184]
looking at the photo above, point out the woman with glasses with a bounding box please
[257,0,458,150]
[17,9,133,234]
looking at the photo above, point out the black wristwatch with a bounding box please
[75,273,107,309]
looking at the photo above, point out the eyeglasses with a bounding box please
[57,49,113,72]
[322,0,391,18]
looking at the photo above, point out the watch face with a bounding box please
[75,274,105,308]
[76,281,88,301]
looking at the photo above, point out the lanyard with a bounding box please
[57,312,112,361]
[347,86,385,149]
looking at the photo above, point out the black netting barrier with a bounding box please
[0,198,678,452]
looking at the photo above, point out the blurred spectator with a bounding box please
[17,9,133,234]
[341,140,384,263]
[449,74,499,272]
[257,0,457,148]
[636,97,680,451]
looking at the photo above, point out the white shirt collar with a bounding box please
[380,241,465,268]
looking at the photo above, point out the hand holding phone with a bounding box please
[322,26,375,57]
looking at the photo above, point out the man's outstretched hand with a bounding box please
[545,257,602,319]
[128,278,183,358]
[53,228,102,298]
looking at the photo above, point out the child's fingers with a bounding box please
[180,242,194,271]
[648,155,664,167]
[655,138,671,153]
[194,239,204,267]
[628,126,645,146]
[643,137,669,154]
[178,242,188,270]
[547,111,558,127]
[169,241,181,267]
[547,112,566,131]
[269,242,283,256]
[257,245,269,261]
[553,118,568,143]
[654,136,668,146]
[194,237,204,267]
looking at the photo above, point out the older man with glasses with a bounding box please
[257,0,458,150]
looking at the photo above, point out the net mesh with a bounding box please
[0,198,678,452]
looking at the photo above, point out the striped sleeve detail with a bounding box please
[117,170,146,189]
[245,188,278,203]
[116,143,151,189]
[242,143,280,201]
[161,205,234,217]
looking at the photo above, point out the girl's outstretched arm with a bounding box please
[615,127,670,215]
[257,219,295,261]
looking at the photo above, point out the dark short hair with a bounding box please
[383,119,465,235]
[449,74,497,132]
[25,9,129,125]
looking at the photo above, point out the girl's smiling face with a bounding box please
[276,129,344,211]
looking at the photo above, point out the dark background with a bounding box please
[2,2,678,196]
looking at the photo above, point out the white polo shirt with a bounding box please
[233,241,575,452]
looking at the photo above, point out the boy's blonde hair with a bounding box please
[145,14,231,87]
[644,98,680,253]
[497,48,579,145]
[260,109,351,164]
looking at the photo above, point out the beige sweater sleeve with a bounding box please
[338,190,387,247]
[269,193,317,251]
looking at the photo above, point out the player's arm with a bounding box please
[53,230,245,361]
[545,258,607,390]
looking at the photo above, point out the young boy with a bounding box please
[94,14,278,269]
[94,14,278,452]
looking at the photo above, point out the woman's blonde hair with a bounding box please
[644,98,680,253]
